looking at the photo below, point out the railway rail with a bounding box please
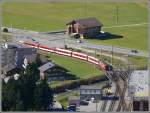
[128,101,133,111]
[19,40,131,112]
[19,40,113,72]
[108,83,119,112]
[116,70,128,111]
[101,100,108,112]
[116,81,127,111]
[106,69,129,112]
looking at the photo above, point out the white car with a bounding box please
[131,50,138,53]
[76,40,82,43]
[100,31,105,33]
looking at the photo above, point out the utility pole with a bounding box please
[148,0,150,111]
[94,49,96,73]
[85,0,87,17]
[10,22,13,33]
[100,48,102,59]
[0,0,2,44]
[118,54,121,68]
[0,1,2,112]
[96,99,98,112]
[111,46,114,65]
[116,5,119,24]
[64,38,67,49]
[127,54,130,71]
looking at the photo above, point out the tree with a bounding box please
[36,53,42,67]
[19,64,37,110]
[15,92,25,111]
[3,28,8,32]
[2,60,53,111]
[2,78,21,111]
[33,78,53,111]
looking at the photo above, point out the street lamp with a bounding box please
[116,5,119,24]
[0,0,2,44]
[0,1,2,112]
[111,46,114,65]
[94,49,96,73]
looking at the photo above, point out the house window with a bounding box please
[1,70,3,74]
[85,89,87,93]
[84,95,87,99]
[89,90,92,94]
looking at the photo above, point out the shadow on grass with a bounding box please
[45,64,79,81]
[87,32,123,40]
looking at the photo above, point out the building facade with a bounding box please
[80,85,102,101]
[15,47,37,68]
[1,44,16,75]
[68,96,80,107]
[1,43,37,76]
[38,61,55,80]
[66,17,103,39]
[128,70,149,111]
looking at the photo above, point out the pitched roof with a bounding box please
[38,61,55,72]
[69,96,80,100]
[66,17,103,28]
[80,85,101,90]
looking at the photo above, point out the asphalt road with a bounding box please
[9,28,148,58]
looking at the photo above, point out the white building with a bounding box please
[128,70,149,111]
[80,85,102,101]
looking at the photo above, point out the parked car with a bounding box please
[70,33,80,39]
[131,49,138,53]
[76,40,82,43]
[99,31,111,37]
[80,100,89,105]
[67,105,76,112]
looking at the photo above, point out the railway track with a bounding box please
[116,71,128,111]
[104,65,132,112]
[128,101,133,111]
[100,100,108,112]
[105,71,120,112]
[19,38,134,112]
[120,71,128,81]
[116,81,127,111]
[108,83,119,112]
[120,71,128,111]
[106,70,129,112]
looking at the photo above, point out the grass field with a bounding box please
[129,56,148,69]
[87,25,148,51]
[2,33,13,42]
[2,2,148,51]
[55,90,79,109]
[48,53,103,79]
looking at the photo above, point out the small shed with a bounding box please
[66,17,103,38]
[38,61,55,79]
[80,85,102,101]
[68,96,80,107]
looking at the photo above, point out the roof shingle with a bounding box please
[66,17,103,28]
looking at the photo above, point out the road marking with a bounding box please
[103,23,148,28]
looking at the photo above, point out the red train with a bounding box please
[20,41,113,71]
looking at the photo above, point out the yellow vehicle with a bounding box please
[104,88,113,95]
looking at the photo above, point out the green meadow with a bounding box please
[49,53,103,79]
[2,2,148,50]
